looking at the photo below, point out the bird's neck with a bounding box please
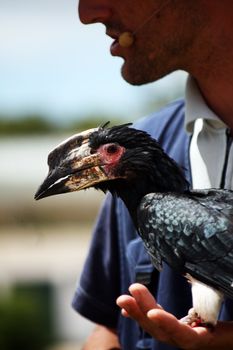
[111,156,189,228]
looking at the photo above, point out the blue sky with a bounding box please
[1,0,187,124]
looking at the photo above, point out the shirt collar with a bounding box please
[185,75,226,133]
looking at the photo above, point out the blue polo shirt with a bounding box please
[72,99,233,350]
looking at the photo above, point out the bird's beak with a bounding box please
[34,128,109,200]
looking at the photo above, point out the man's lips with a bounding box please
[106,31,127,55]
[110,38,121,55]
[106,30,119,41]
[107,33,120,55]
[106,30,132,55]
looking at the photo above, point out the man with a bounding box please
[73,1,233,349]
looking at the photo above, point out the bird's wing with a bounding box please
[138,190,233,298]
[190,188,233,218]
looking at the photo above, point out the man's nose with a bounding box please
[78,0,112,24]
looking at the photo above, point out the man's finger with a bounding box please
[116,294,145,320]
[129,283,162,314]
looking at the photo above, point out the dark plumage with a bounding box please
[35,123,233,325]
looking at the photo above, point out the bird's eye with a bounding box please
[98,143,125,163]
[106,144,119,154]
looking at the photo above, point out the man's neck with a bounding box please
[188,1,233,130]
[183,5,233,130]
[194,75,233,131]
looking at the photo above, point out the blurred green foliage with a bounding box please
[0,114,125,136]
[0,115,54,135]
[0,90,184,136]
[0,283,54,350]
[67,114,126,132]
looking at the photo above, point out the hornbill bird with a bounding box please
[35,123,233,327]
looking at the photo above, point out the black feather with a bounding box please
[88,124,233,299]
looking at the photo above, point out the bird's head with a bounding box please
[35,123,188,205]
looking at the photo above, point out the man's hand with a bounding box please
[116,283,233,350]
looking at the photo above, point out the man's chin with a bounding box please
[121,60,173,86]
[121,64,147,86]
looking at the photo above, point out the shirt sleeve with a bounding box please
[72,193,121,328]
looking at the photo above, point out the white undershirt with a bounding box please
[185,76,233,190]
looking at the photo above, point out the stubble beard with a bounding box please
[119,3,207,86]
[120,46,179,86]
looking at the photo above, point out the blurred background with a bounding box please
[0,0,187,349]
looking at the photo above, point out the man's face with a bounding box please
[78,0,205,85]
